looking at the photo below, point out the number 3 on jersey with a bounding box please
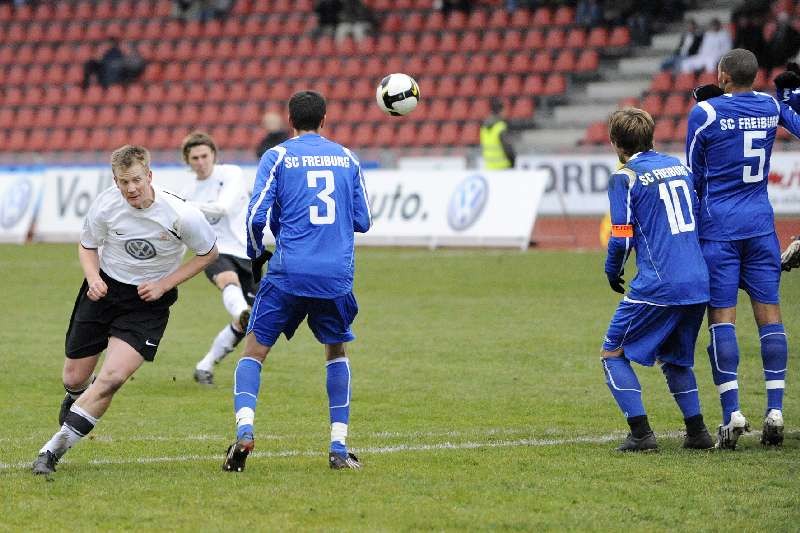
[658,179,695,235]
[307,170,335,224]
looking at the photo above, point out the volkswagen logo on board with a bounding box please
[447,175,488,231]
[0,176,33,230]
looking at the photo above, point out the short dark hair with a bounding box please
[288,91,326,131]
[608,107,654,156]
[180,131,217,163]
[719,48,758,86]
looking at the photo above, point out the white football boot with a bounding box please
[760,409,784,446]
[715,410,749,450]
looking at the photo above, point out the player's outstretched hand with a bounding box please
[251,250,273,283]
[781,236,800,272]
[86,278,108,301]
[692,84,724,102]
[137,280,166,302]
[606,272,625,294]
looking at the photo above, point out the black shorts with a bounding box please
[65,270,178,362]
[203,253,256,304]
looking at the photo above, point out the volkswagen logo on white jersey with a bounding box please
[0,176,33,230]
[447,175,488,231]
[125,239,157,260]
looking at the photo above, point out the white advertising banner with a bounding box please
[357,169,547,248]
[518,153,800,215]
[0,169,44,244]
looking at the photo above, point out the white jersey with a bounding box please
[80,184,217,285]
[180,164,248,259]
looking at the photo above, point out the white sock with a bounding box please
[196,325,239,372]
[222,284,249,320]
[40,425,83,457]
[331,422,348,448]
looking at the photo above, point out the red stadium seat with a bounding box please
[351,122,376,148]
[477,75,501,98]
[117,104,139,127]
[553,50,576,73]
[609,27,631,47]
[439,33,459,54]
[523,30,545,49]
[531,7,551,27]
[460,31,481,54]
[531,52,553,74]
[425,55,447,77]
[649,72,673,93]
[424,10,444,31]
[542,74,566,96]
[566,28,587,49]
[487,9,509,29]
[583,122,608,144]
[653,118,675,143]
[95,105,117,127]
[53,106,77,128]
[466,9,487,30]
[673,118,688,142]
[546,29,566,49]
[674,72,696,92]
[576,50,599,72]
[466,54,489,76]
[553,5,574,25]
[460,122,480,146]
[74,106,97,128]
[395,122,418,147]
[587,27,609,48]
[439,122,460,145]
[663,94,690,118]
[641,94,664,117]
[510,8,531,28]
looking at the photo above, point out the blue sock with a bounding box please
[602,357,645,419]
[708,323,739,425]
[233,357,262,440]
[326,357,351,455]
[760,323,787,413]
[661,362,701,419]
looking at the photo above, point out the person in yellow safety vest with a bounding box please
[480,98,516,169]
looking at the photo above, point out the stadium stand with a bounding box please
[0,0,635,162]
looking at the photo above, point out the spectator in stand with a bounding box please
[82,36,146,90]
[174,0,232,21]
[661,18,704,72]
[255,111,289,160]
[681,18,732,74]
[336,0,378,43]
[732,14,767,68]
[314,0,343,37]
[576,0,604,28]
[765,12,800,69]
[437,0,472,15]
[480,98,515,170]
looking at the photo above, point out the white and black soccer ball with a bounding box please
[376,73,420,116]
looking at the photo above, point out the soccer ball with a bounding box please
[376,73,420,116]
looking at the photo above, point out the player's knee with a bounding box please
[215,272,239,290]
[94,372,126,397]
[62,365,93,390]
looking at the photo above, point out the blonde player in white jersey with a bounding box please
[33,145,218,476]
[180,132,259,385]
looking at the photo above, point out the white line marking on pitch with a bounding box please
[1,431,685,471]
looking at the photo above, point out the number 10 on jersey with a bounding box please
[658,179,695,235]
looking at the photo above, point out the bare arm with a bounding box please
[78,244,107,301]
[137,244,219,302]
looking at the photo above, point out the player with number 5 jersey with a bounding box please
[685,49,800,449]
[222,91,372,473]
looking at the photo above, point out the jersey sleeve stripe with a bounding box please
[687,101,716,170]
[247,147,286,254]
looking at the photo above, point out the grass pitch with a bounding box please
[1,244,799,531]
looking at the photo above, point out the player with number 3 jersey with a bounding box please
[222,91,371,473]
[686,49,800,449]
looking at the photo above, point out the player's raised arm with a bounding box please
[247,147,284,259]
[685,102,713,188]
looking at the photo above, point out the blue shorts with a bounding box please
[602,300,706,367]
[248,281,358,347]
[701,233,780,308]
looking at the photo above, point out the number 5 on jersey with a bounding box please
[658,179,695,235]
[307,170,336,224]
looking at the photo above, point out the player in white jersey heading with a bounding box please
[179,132,261,385]
[32,145,218,476]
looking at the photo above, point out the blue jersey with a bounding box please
[605,151,709,306]
[778,86,800,114]
[247,133,372,298]
[686,91,800,241]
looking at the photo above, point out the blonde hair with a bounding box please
[180,131,217,164]
[608,107,655,156]
[110,145,150,177]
